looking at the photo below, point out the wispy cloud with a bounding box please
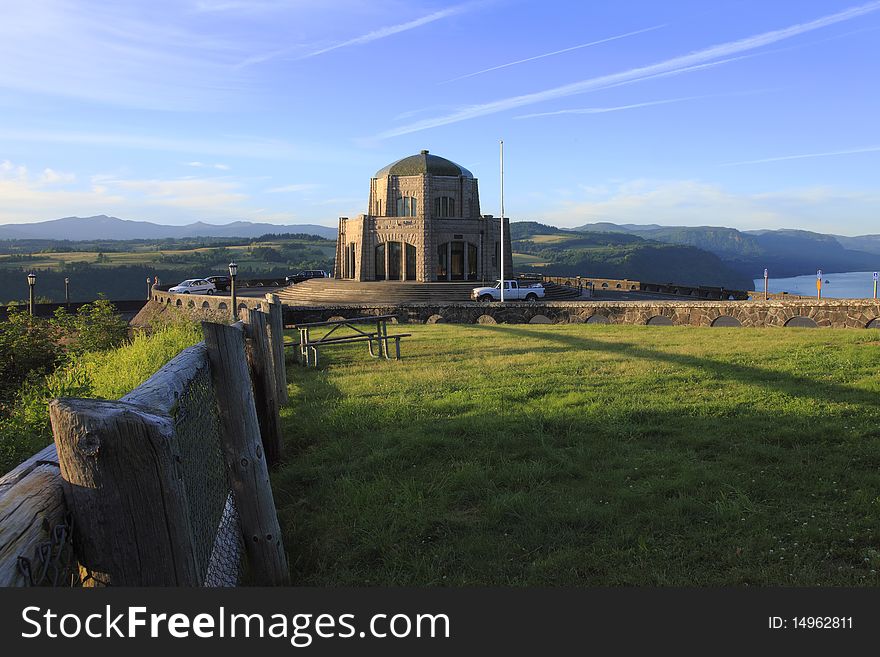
[0,129,325,161]
[0,157,316,224]
[542,178,880,234]
[721,145,880,166]
[236,1,478,68]
[266,183,321,193]
[371,1,880,140]
[186,161,231,170]
[441,23,667,84]
[0,1,251,110]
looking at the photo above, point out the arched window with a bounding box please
[437,243,448,279]
[344,243,356,279]
[406,243,416,280]
[375,243,385,280]
[396,196,417,217]
[434,196,455,217]
[437,241,478,281]
[388,241,402,280]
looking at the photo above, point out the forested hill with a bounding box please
[511,222,754,290]
[574,222,878,278]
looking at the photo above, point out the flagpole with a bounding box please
[500,139,505,302]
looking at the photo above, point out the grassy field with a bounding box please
[275,323,880,586]
[0,239,336,272]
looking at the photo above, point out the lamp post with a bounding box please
[229,261,238,320]
[64,277,70,307]
[146,276,152,301]
[27,272,36,316]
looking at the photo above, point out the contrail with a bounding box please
[440,23,667,84]
[516,95,714,119]
[371,1,880,140]
[515,88,776,119]
[236,1,477,69]
[722,145,880,166]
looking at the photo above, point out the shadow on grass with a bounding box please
[482,325,877,408]
[270,333,880,586]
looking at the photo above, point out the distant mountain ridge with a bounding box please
[572,222,880,278]
[0,215,338,240]
[511,222,754,290]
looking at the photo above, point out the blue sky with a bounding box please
[1,0,878,235]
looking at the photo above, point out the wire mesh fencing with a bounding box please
[172,363,243,586]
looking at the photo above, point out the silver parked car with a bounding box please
[168,278,217,295]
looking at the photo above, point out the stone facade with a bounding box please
[335,150,513,282]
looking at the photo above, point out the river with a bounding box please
[753,270,879,299]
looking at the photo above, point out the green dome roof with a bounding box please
[374,150,473,178]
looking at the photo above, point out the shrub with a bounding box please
[0,306,64,401]
[69,298,129,353]
[0,314,201,475]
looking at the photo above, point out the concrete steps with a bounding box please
[277,279,584,305]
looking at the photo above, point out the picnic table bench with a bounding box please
[285,315,410,367]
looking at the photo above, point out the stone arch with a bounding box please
[601,282,609,288]
[630,284,637,290]
[615,283,622,289]
[175,299,182,307]
[646,315,674,326]
[529,314,552,324]
[586,314,609,324]
[866,318,880,329]
[784,316,819,328]
[201,301,210,309]
[187,300,195,308]
[426,314,445,324]
[476,314,497,325]
[237,303,248,312]
[711,315,742,327]
[217,302,228,311]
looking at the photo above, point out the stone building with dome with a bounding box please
[334,150,512,282]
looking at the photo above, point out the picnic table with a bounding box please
[289,315,410,367]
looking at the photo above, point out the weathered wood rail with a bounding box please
[0,445,65,587]
[0,293,290,587]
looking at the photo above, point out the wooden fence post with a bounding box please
[201,321,289,586]
[263,293,288,405]
[241,308,284,466]
[49,398,200,586]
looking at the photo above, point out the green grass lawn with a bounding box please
[275,324,880,586]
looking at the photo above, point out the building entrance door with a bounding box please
[450,241,464,280]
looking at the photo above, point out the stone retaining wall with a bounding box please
[131,290,267,327]
[141,290,880,329]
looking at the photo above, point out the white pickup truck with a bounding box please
[471,280,546,302]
